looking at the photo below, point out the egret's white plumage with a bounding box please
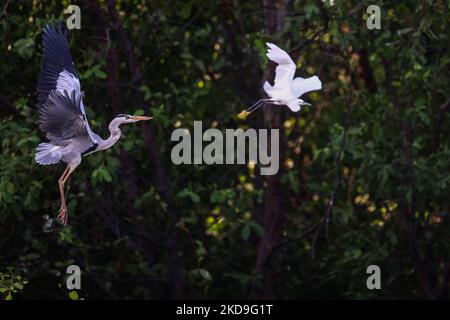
[239,42,322,116]
[291,76,322,98]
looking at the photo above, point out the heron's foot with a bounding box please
[58,204,68,225]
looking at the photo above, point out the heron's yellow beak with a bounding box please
[131,115,153,121]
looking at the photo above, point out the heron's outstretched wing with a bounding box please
[37,21,77,106]
[37,21,97,144]
[39,90,96,148]
[292,76,322,98]
[266,43,296,89]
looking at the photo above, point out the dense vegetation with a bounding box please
[0,0,449,299]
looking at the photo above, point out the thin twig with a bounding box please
[311,57,353,258]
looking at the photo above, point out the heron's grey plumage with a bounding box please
[35,21,99,165]
[39,90,87,144]
[35,143,64,165]
[36,88,98,165]
[38,21,78,108]
[35,21,152,225]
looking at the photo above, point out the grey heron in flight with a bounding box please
[35,22,152,225]
[238,42,322,118]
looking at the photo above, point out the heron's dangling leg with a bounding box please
[57,160,80,225]
[57,165,71,225]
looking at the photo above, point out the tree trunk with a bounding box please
[81,0,182,299]
[104,0,183,299]
[250,0,286,300]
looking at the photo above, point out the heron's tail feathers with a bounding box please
[263,81,273,94]
[35,143,64,165]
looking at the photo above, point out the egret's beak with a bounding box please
[131,115,153,121]
[301,102,312,106]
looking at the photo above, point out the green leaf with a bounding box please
[13,38,34,58]
[82,69,93,79]
[180,4,191,19]
[210,189,236,203]
[92,167,113,184]
[68,291,79,300]
[241,224,251,241]
[198,269,212,282]
[13,283,23,290]
[249,221,263,236]
[194,60,205,72]
[6,182,14,194]
[94,69,107,79]
[178,189,200,203]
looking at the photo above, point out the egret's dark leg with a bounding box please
[247,99,274,112]
[246,99,264,112]
[57,163,79,225]
[238,99,272,118]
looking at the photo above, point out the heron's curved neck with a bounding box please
[100,118,123,150]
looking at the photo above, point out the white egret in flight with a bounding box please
[35,22,152,225]
[238,42,322,118]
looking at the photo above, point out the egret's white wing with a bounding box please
[292,76,322,98]
[266,43,296,90]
